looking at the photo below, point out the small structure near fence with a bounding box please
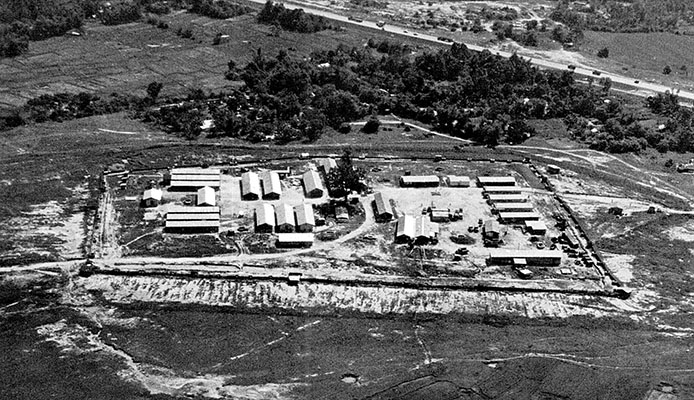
[196,186,216,207]
[141,188,162,207]
[487,249,562,266]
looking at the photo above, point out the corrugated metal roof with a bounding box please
[400,175,440,184]
[143,188,162,201]
[170,180,221,188]
[295,203,315,226]
[396,215,415,238]
[494,202,534,211]
[415,216,439,238]
[277,233,314,243]
[166,213,220,221]
[196,186,216,206]
[484,186,522,193]
[525,220,547,230]
[165,220,220,228]
[168,206,219,214]
[275,204,295,226]
[171,168,221,175]
[242,171,261,197]
[255,203,275,226]
[302,170,324,193]
[487,194,528,202]
[477,176,516,185]
[487,249,562,259]
[499,212,540,220]
[447,175,470,185]
[373,192,391,215]
[260,171,282,196]
[317,158,337,172]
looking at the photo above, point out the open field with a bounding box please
[580,31,694,88]
[0,9,427,110]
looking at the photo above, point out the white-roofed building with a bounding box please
[395,214,416,243]
[276,233,314,248]
[275,204,295,233]
[295,203,315,232]
[373,192,393,221]
[487,249,562,266]
[242,171,261,200]
[255,203,275,233]
[493,202,534,213]
[487,194,528,203]
[446,175,470,187]
[317,158,337,173]
[399,175,440,187]
[499,212,541,223]
[302,170,325,198]
[477,176,516,186]
[169,167,221,190]
[142,188,162,207]
[260,171,282,200]
[196,186,216,207]
[165,206,220,233]
[525,220,548,235]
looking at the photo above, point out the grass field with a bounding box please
[580,31,694,88]
[0,10,426,110]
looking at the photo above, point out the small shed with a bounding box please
[430,209,451,222]
[483,219,501,241]
[525,220,547,235]
[295,203,315,232]
[255,203,275,233]
[242,171,261,200]
[547,165,561,174]
[260,171,282,200]
[446,175,470,187]
[196,186,216,207]
[275,203,296,233]
[303,170,325,198]
[317,158,337,174]
[373,192,393,222]
[142,188,162,207]
[335,206,349,222]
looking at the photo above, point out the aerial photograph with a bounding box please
[1,0,693,398]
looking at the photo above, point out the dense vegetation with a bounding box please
[257,1,332,33]
[551,0,694,33]
[189,0,253,20]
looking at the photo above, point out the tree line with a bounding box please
[3,34,693,154]
[257,1,333,33]
[551,0,694,33]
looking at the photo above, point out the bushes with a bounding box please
[189,0,252,19]
[101,3,141,25]
[257,1,331,33]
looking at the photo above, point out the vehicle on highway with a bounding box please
[592,70,601,76]
[567,64,576,70]
[437,36,453,43]
[347,16,363,22]
[376,20,385,27]
[634,80,640,84]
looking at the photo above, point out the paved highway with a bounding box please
[245,0,694,105]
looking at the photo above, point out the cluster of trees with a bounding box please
[551,0,694,33]
[491,21,538,46]
[645,93,694,152]
[22,92,143,123]
[257,1,332,33]
[0,0,96,57]
[101,3,141,25]
[189,0,252,19]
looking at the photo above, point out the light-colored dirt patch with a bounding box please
[601,252,634,283]
[663,221,694,242]
[36,318,303,399]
